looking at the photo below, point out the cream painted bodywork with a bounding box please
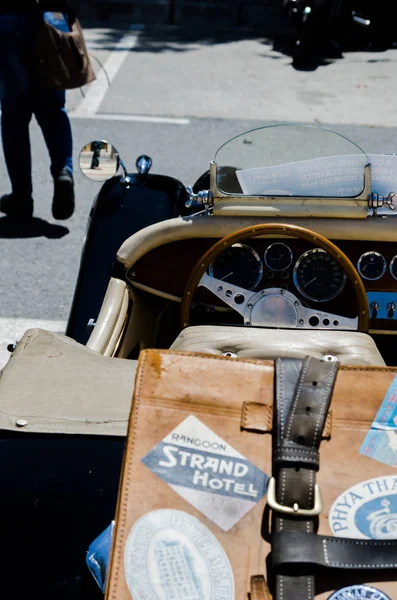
[87,278,129,356]
[117,214,397,270]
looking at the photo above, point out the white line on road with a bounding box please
[0,318,67,370]
[70,112,190,125]
[71,28,141,118]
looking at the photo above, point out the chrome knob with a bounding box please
[387,302,396,319]
[135,155,152,175]
[370,301,380,319]
[185,186,212,209]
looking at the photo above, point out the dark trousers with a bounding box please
[0,12,73,200]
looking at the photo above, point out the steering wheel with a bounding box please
[180,224,369,332]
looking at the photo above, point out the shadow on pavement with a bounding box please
[0,217,69,239]
[82,22,396,72]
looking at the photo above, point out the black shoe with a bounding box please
[52,168,75,220]
[0,193,34,221]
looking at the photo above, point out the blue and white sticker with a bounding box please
[328,585,391,600]
[329,476,397,539]
[360,374,397,468]
[141,415,269,531]
[124,509,235,600]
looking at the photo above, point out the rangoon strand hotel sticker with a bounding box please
[124,509,234,600]
[329,475,397,539]
[141,415,269,531]
[327,585,391,600]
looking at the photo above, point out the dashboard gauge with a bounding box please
[357,251,386,281]
[293,249,346,302]
[390,256,397,281]
[209,243,262,290]
[264,242,293,272]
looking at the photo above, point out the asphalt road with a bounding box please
[0,24,396,364]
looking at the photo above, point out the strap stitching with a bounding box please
[327,538,397,547]
[275,456,318,463]
[277,447,318,454]
[285,357,310,440]
[323,538,330,563]
[328,561,397,568]
[312,362,338,447]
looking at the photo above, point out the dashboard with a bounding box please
[128,238,397,333]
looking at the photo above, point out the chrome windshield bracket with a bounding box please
[185,187,213,209]
[368,192,396,216]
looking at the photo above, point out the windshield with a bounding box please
[214,124,369,198]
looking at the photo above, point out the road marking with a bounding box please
[71,28,141,118]
[70,112,190,125]
[0,318,66,370]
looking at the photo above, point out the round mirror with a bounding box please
[79,140,120,182]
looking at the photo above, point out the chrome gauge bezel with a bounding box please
[293,248,347,303]
[208,243,263,291]
[357,251,387,281]
[390,255,397,281]
[264,242,293,272]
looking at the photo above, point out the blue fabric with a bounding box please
[0,12,73,200]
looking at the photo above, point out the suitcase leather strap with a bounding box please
[270,357,397,599]
[271,356,339,600]
[272,530,397,571]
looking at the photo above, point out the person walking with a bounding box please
[0,1,77,221]
[90,141,102,170]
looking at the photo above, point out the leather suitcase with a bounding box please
[105,350,397,600]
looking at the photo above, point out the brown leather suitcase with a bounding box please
[105,350,397,600]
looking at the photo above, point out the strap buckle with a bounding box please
[266,477,323,517]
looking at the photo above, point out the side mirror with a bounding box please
[79,140,120,182]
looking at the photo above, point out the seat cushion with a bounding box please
[170,325,386,366]
[0,328,137,436]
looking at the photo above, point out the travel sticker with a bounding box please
[124,509,235,600]
[329,476,397,539]
[360,374,397,468]
[327,585,391,600]
[141,415,269,531]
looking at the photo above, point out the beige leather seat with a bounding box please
[170,325,386,366]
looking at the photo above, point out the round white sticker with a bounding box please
[328,585,391,600]
[329,475,397,539]
[124,509,235,600]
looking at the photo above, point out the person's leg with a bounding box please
[33,11,74,219]
[34,87,73,179]
[0,13,36,217]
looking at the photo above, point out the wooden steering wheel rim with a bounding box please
[180,223,369,332]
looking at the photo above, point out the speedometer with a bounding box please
[209,243,262,290]
[293,249,346,302]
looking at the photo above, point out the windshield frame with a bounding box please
[209,124,371,219]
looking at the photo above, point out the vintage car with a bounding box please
[1,124,397,599]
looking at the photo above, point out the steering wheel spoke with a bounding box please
[298,304,358,331]
[198,272,253,317]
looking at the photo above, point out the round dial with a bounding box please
[209,243,263,290]
[293,249,347,302]
[264,242,293,272]
[357,251,386,281]
[390,256,397,281]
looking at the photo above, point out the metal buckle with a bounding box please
[266,477,323,516]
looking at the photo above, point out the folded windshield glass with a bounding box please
[214,124,369,198]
